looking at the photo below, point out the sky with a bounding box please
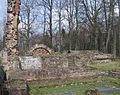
[0,0,119,21]
[0,0,6,39]
[0,0,7,22]
[0,0,119,32]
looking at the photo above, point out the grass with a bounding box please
[28,57,120,95]
[29,76,120,95]
[0,57,2,64]
[102,92,120,95]
[87,61,120,71]
[29,84,86,95]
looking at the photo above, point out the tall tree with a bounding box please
[82,0,103,50]
[118,0,120,56]
[41,0,54,48]
[20,0,38,53]
[75,0,79,50]
[54,0,65,51]
[65,0,75,50]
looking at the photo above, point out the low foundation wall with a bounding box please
[4,81,29,95]
[4,51,113,81]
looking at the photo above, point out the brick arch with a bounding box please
[29,44,52,56]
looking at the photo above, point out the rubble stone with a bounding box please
[5,0,20,57]
[29,44,53,56]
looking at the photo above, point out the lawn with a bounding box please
[87,61,120,71]
[29,76,120,95]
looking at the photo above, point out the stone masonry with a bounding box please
[29,44,53,56]
[5,0,20,57]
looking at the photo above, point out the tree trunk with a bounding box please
[118,0,120,56]
[58,0,62,52]
[105,0,113,53]
[26,5,30,52]
[111,0,116,57]
[49,0,53,48]
[75,0,79,50]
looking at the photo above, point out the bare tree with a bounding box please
[53,0,66,51]
[117,0,120,56]
[20,0,38,54]
[75,0,79,50]
[39,0,54,48]
[8,0,118,56]
[65,0,75,50]
[82,0,103,50]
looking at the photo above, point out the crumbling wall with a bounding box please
[5,0,20,57]
[4,0,21,79]
[42,56,68,69]
[19,56,42,70]
[8,55,69,80]
[0,50,7,63]
[4,81,29,95]
[7,51,113,81]
[29,44,53,56]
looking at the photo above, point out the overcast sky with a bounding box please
[0,0,7,22]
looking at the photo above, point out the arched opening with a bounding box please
[29,44,52,56]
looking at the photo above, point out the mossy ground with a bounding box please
[29,59,120,95]
[29,76,120,95]
[87,60,120,71]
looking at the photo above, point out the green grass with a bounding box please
[0,57,2,64]
[87,61,120,71]
[29,57,120,95]
[29,76,120,95]
[29,84,86,95]
[102,92,120,95]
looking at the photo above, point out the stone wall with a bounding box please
[29,44,53,56]
[41,56,68,69]
[4,81,29,95]
[5,0,20,57]
[6,53,99,81]
[9,55,69,81]
[0,50,7,63]
[17,55,68,70]
[19,56,42,70]
[5,51,113,81]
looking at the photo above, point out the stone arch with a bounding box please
[29,44,52,56]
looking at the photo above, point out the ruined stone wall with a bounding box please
[0,50,7,63]
[7,54,94,81]
[4,0,21,80]
[29,44,53,56]
[5,0,20,57]
[9,55,69,80]
[7,51,113,81]
[4,81,29,95]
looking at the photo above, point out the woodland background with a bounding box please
[0,0,120,57]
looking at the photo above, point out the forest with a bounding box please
[0,0,120,57]
[0,0,120,95]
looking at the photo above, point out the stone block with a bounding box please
[19,56,42,70]
[0,50,8,63]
